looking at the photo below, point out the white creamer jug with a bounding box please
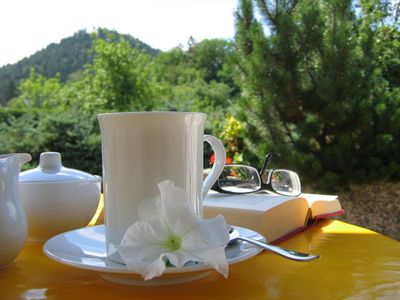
[0,153,31,269]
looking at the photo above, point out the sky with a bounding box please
[0,0,238,67]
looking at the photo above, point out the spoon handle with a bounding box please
[236,236,320,262]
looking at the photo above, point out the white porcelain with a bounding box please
[43,225,264,286]
[19,152,99,182]
[19,152,101,242]
[97,112,226,263]
[0,153,31,269]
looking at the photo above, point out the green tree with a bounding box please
[235,0,400,189]
[3,78,17,103]
[76,34,159,112]
[188,39,235,84]
[9,68,63,109]
[153,40,241,129]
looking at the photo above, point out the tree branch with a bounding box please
[256,0,278,26]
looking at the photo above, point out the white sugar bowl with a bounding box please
[19,152,101,242]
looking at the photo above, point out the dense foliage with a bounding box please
[235,0,400,189]
[0,0,399,191]
[0,29,159,104]
[0,31,241,175]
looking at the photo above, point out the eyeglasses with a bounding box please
[211,153,302,196]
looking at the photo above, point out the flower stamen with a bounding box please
[163,232,183,252]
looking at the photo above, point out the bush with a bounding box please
[0,107,101,175]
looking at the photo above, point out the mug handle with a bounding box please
[202,135,226,199]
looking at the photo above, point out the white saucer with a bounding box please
[43,225,264,286]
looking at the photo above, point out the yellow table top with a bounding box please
[1,220,399,300]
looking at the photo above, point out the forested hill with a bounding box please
[0,28,160,104]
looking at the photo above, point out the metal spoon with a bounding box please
[228,226,320,262]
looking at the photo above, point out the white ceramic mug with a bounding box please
[97,112,226,263]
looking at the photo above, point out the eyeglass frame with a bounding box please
[211,153,302,196]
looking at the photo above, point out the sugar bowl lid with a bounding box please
[19,152,100,183]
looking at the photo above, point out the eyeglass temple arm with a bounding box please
[259,153,272,176]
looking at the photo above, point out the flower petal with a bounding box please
[117,221,168,273]
[117,221,169,280]
[180,215,230,278]
[120,220,167,247]
[163,251,191,269]
[137,195,162,221]
[157,180,199,235]
[197,247,229,278]
[183,215,230,251]
[118,248,167,280]
[118,243,165,266]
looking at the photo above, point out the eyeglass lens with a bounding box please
[270,170,301,196]
[217,165,261,193]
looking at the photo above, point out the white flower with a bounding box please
[116,180,230,280]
